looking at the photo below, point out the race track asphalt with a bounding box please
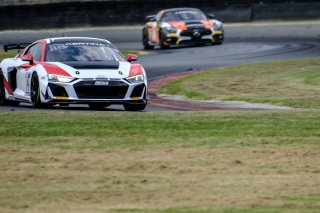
[0,22,320,111]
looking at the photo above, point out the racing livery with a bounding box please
[0,37,147,111]
[143,7,224,49]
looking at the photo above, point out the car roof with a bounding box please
[45,37,111,44]
[161,7,202,13]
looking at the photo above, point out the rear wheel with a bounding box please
[0,72,19,106]
[30,72,42,107]
[143,28,154,50]
[123,103,146,111]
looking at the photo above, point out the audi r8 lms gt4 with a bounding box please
[0,37,148,111]
[143,7,224,49]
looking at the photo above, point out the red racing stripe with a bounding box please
[129,64,143,77]
[3,78,13,95]
[40,63,71,77]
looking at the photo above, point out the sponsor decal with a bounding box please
[95,80,109,86]
[49,42,107,51]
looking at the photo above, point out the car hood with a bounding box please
[168,20,213,30]
[63,61,119,69]
[40,61,131,79]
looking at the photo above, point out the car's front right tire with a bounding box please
[123,103,146,111]
[143,28,154,50]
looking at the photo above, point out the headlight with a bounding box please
[213,21,223,31]
[165,26,177,33]
[126,75,144,83]
[48,74,74,83]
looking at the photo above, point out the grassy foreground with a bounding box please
[0,110,319,213]
[159,57,320,108]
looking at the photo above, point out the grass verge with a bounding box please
[158,57,320,108]
[0,110,319,213]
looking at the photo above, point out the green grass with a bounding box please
[0,50,16,60]
[158,57,320,108]
[0,110,319,213]
[0,110,319,149]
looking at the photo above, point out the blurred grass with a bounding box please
[158,57,320,108]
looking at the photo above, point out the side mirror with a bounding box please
[21,54,34,64]
[146,15,156,22]
[208,14,215,19]
[127,54,138,62]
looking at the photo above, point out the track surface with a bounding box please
[1,22,320,111]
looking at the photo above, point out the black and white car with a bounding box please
[0,37,148,111]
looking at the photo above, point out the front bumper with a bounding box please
[163,29,224,45]
[45,78,147,104]
[213,30,224,43]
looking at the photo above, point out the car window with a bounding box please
[25,43,42,61]
[45,42,125,62]
[161,10,206,22]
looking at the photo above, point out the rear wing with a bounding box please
[4,43,31,52]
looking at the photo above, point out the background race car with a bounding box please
[142,7,224,49]
[0,37,148,111]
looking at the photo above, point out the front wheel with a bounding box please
[123,103,146,111]
[30,72,42,107]
[143,28,154,50]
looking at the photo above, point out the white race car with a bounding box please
[0,37,148,111]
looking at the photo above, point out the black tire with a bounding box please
[212,35,224,45]
[212,41,223,45]
[0,72,19,106]
[159,30,170,49]
[142,28,154,50]
[30,72,42,107]
[88,103,110,110]
[59,103,69,107]
[123,103,146,111]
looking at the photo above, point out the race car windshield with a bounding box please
[160,10,206,22]
[45,42,125,62]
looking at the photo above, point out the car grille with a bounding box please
[180,28,212,37]
[130,84,145,98]
[74,80,128,99]
[48,83,69,97]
